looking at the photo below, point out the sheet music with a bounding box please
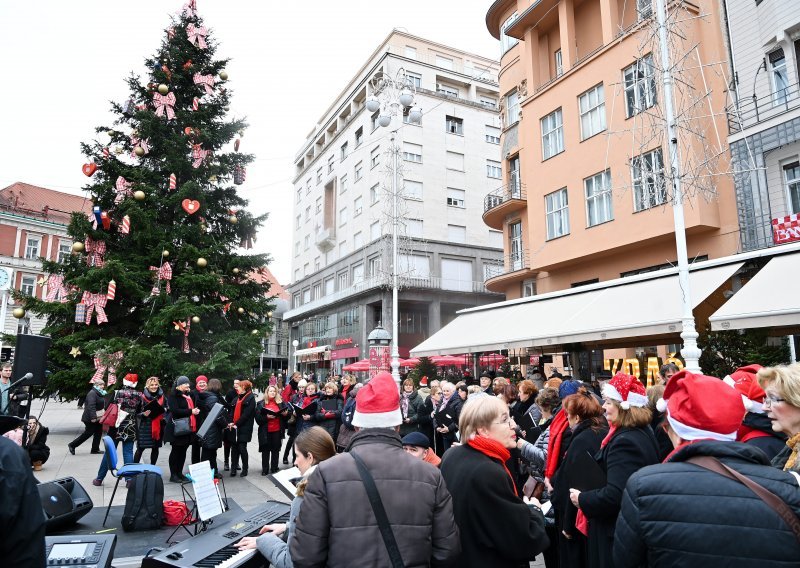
[270,466,302,499]
[189,461,223,521]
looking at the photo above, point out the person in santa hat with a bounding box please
[92,373,143,486]
[724,364,786,460]
[290,371,461,567]
[613,370,800,567]
[569,372,659,568]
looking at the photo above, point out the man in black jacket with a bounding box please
[614,370,800,567]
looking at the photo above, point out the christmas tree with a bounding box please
[16,1,274,399]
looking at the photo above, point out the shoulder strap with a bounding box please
[351,452,405,568]
[687,455,800,543]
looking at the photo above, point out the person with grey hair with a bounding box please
[68,377,107,455]
[435,380,463,455]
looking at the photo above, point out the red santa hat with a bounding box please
[722,364,765,414]
[419,376,428,387]
[122,373,138,388]
[352,371,402,428]
[601,372,648,410]
[656,370,745,441]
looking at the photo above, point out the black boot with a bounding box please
[240,453,248,477]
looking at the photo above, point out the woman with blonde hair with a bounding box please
[256,384,291,475]
[314,382,342,442]
[441,395,549,567]
[235,426,336,567]
[758,363,800,473]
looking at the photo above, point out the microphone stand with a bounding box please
[4,373,34,448]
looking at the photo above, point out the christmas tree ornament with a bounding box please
[134,190,146,201]
[72,241,85,253]
[251,329,259,335]
[193,72,216,94]
[37,277,46,287]
[12,307,25,319]
[219,70,228,81]
[120,215,131,235]
[208,175,218,182]
[45,275,72,303]
[191,315,201,324]
[182,0,197,17]
[153,91,176,120]
[234,138,240,152]
[162,250,169,257]
[192,97,199,111]
[186,23,208,48]
[169,173,177,191]
[228,215,238,224]
[167,26,176,39]
[161,65,172,81]
[124,99,135,115]
[152,62,162,73]
[113,147,124,155]
[232,268,240,274]
[115,176,133,203]
[191,144,209,168]
[183,59,193,70]
[181,199,201,214]
[78,291,108,324]
[106,279,116,301]
[91,351,123,383]
[130,136,150,157]
[100,211,111,230]
[157,83,169,95]
[69,346,81,358]
[84,237,106,267]
[102,147,110,158]
[173,319,191,353]
[82,163,98,177]
[237,307,245,314]
[150,262,172,295]
[134,146,145,157]
[92,206,103,227]
[196,257,208,268]
[233,165,246,185]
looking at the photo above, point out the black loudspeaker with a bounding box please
[13,334,51,387]
[38,477,94,530]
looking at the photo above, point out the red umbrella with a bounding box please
[479,353,507,366]
[343,359,370,372]
[431,355,466,367]
[399,357,420,368]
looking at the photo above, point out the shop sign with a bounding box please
[307,340,318,348]
[772,214,800,245]
[335,337,354,347]
[604,353,684,386]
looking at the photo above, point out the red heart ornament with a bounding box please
[182,199,200,214]
[82,163,97,177]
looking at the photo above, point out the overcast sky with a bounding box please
[0,0,500,284]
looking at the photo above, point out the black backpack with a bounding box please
[121,472,164,532]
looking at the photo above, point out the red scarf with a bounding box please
[265,398,281,433]
[233,392,252,423]
[544,409,570,479]
[601,425,617,448]
[151,395,165,440]
[183,394,197,432]
[467,436,518,496]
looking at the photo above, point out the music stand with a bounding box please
[166,461,226,543]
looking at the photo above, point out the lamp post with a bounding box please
[292,339,299,374]
[368,69,422,388]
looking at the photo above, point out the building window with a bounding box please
[337,271,348,290]
[296,214,301,229]
[339,240,348,257]
[447,151,465,171]
[489,230,503,248]
[509,156,521,197]
[370,221,381,241]
[441,258,473,292]
[368,256,382,276]
[447,188,465,208]
[509,221,524,271]
[20,275,36,296]
[354,161,363,181]
[770,49,790,106]
[624,55,656,117]
[340,174,348,194]
[312,282,322,299]
[486,125,501,144]
[541,108,564,160]
[399,254,430,278]
[302,286,311,301]
[294,241,301,256]
[585,170,613,226]
[487,160,502,179]
[406,218,423,238]
[339,207,349,226]
[404,71,421,88]
[354,231,364,249]
[632,148,666,211]
[446,116,463,135]
[352,263,365,285]
[405,180,423,200]
[447,224,467,243]
[305,206,311,222]
[522,279,536,297]
[314,257,321,271]
[340,142,348,161]
[545,188,570,239]
[327,155,335,174]
[554,49,563,77]
[293,292,301,307]
[304,235,310,251]
[316,168,323,184]
[437,84,459,98]
[403,143,423,163]
[371,146,381,168]
[435,55,454,70]
[506,90,520,125]
[637,0,653,19]
[371,111,380,131]
[480,97,497,109]
[324,277,334,295]
[784,162,800,213]
[370,183,380,204]
[306,179,312,194]
[579,84,606,140]
[354,196,363,217]
[355,126,363,147]
[501,12,519,54]
[57,241,71,263]
[297,188,302,203]
[314,196,321,214]
[25,236,41,260]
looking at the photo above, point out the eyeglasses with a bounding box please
[492,415,515,427]
[764,393,786,406]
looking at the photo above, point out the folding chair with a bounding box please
[101,435,162,526]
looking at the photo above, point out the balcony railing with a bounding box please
[484,180,526,214]
[727,82,800,134]
[484,251,531,281]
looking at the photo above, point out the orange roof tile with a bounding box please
[0,182,92,225]
[250,266,289,300]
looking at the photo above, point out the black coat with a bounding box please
[614,440,800,568]
[27,426,50,464]
[193,390,213,429]
[199,391,228,450]
[740,411,787,461]
[578,426,659,568]
[137,389,166,449]
[166,391,196,447]
[399,390,425,437]
[314,394,343,440]
[417,394,435,446]
[441,444,549,568]
[650,410,673,462]
[229,392,256,443]
[254,399,289,449]
[0,437,45,567]
[80,388,106,424]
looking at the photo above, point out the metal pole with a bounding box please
[390,130,401,388]
[0,290,7,357]
[656,0,702,372]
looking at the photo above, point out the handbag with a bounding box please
[172,417,192,437]
[99,403,119,428]
[351,451,404,568]
[522,475,545,500]
[687,455,800,543]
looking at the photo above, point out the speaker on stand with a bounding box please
[38,477,94,530]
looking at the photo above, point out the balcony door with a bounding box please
[509,156,521,199]
[509,221,523,271]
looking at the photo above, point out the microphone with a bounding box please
[22,372,33,381]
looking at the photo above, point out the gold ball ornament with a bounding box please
[228,215,238,224]
[219,70,229,81]
[251,329,259,335]
[232,268,240,275]
[134,146,145,157]
[72,241,85,253]
[162,250,170,257]
[134,190,146,201]
[191,316,201,324]
[12,307,26,319]
[158,84,169,95]
[237,307,245,314]
[196,257,208,268]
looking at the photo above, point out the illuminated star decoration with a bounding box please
[69,346,82,358]
[37,277,47,286]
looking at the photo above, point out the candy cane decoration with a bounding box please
[169,173,177,191]
[106,279,116,301]
[121,215,131,235]
[192,97,199,111]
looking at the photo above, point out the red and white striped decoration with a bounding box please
[106,279,116,301]
[169,173,177,191]
[120,215,131,235]
[192,97,199,111]
[102,147,110,158]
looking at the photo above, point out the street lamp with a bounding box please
[370,69,422,389]
[292,339,299,374]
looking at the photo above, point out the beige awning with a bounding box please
[710,252,800,331]
[411,262,742,356]
[293,345,330,356]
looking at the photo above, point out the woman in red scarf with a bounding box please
[135,376,165,465]
[228,379,256,477]
[255,385,290,475]
[167,376,200,483]
[440,395,549,567]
